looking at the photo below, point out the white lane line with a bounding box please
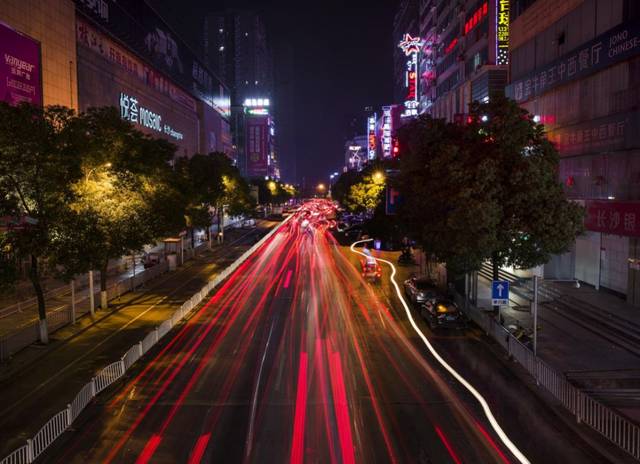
[378,310,387,330]
[244,319,276,459]
[350,239,530,464]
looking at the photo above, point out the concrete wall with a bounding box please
[0,0,77,109]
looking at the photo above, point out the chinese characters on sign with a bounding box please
[367,114,377,160]
[507,20,640,102]
[398,34,422,118]
[119,93,184,141]
[585,200,640,237]
[382,107,392,158]
[547,112,639,156]
[0,22,42,106]
[77,19,196,112]
[496,0,509,65]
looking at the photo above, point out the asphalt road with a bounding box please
[39,202,614,463]
[0,222,275,458]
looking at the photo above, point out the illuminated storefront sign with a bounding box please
[119,92,184,141]
[382,107,392,158]
[367,114,377,160]
[496,0,510,65]
[398,34,422,118]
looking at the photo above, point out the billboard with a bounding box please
[0,22,42,106]
[398,34,422,118]
[246,116,269,178]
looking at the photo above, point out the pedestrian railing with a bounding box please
[461,297,640,461]
[0,215,291,464]
[0,258,176,362]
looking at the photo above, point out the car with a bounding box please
[420,298,467,330]
[403,276,439,305]
[361,256,381,282]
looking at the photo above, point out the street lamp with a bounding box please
[372,171,385,184]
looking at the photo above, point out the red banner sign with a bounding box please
[585,200,640,237]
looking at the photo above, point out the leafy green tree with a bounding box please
[0,103,84,342]
[57,107,186,309]
[332,170,362,207]
[347,174,385,213]
[397,98,584,279]
[397,115,501,273]
[467,96,584,279]
[178,152,253,244]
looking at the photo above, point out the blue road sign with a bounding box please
[491,280,509,306]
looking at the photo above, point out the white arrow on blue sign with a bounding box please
[491,280,509,306]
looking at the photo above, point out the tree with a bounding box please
[397,98,584,279]
[467,96,584,279]
[397,115,501,274]
[178,152,253,244]
[56,107,186,309]
[0,103,84,342]
[347,174,385,213]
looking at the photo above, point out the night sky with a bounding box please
[150,0,398,186]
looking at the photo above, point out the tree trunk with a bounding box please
[100,261,108,310]
[491,252,500,281]
[28,254,48,344]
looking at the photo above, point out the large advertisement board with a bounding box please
[246,116,269,178]
[0,22,42,106]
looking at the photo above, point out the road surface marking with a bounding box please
[245,320,276,458]
[350,239,530,464]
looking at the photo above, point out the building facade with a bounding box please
[430,0,509,122]
[75,0,231,160]
[203,10,276,178]
[0,0,77,109]
[508,0,640,303]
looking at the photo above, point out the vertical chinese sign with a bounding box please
[367,114,377,160]
[398,34,422,118]
[496,0,510,65]
[0,22,42,106]
[246,116,269,178]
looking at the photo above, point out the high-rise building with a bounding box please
[430,0,509,122]
[203,10,276,178]
[508,0,640,303]
[418,0,437,113]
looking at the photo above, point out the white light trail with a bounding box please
[350,238,530,464]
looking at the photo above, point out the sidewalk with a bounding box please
[475,272,640,422]
[0,221,276,458]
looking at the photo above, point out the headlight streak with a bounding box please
[350,238,530,464]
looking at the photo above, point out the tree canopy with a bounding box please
[397,96,584,275]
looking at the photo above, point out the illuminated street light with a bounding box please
[372,171,385,184]
[317,183,326,191]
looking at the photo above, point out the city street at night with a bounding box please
[36,202,613,463]
[3,0,640,462]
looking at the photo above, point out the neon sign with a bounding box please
[367,114,377,160]
[402,51,419,117]
[398,34,423,56]
[119,92,184,141]
[464,2,488,35]
[496,0,510,65]
[382,107,392,158]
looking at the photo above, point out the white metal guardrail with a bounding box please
[0,215,291,464]
[460,298,640,461]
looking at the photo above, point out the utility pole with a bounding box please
[533,275,539,356]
